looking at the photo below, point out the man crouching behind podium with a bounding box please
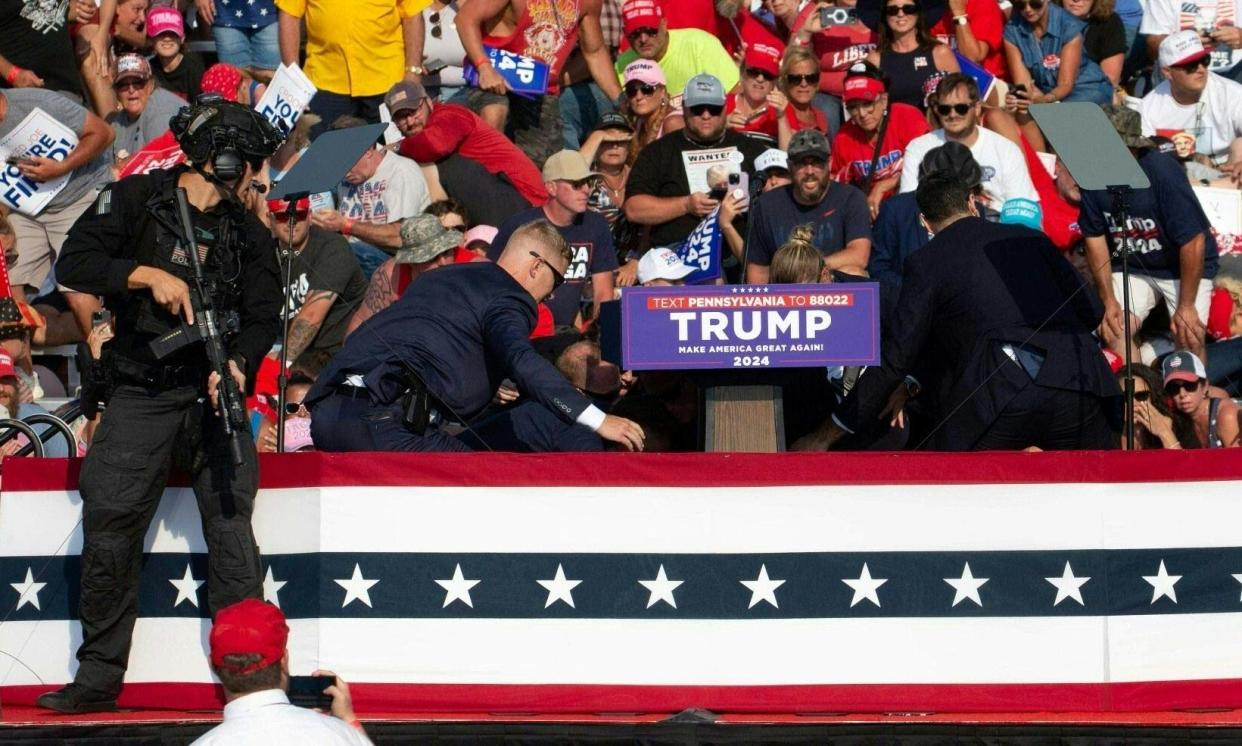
[307,219,646,452]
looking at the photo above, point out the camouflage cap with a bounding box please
[1101,105,1155,150]
[397,213,461,264]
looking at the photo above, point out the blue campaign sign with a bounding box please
[673,208,722,284]
[463,47,550,98]
[954,51,995,100]
[620,284,881,371]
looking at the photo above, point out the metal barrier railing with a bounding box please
[0,400,82,459]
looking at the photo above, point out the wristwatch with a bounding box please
[902,375,922,398]
[406,64,426,75]
[954,13,970,25]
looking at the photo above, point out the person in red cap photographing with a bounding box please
[192,599,371,744]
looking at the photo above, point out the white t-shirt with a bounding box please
[190,689,371,745]
[1140,0,1242,73]
[1140,72,1242,164]
[337,150,430,228]
[899,127,1040,207]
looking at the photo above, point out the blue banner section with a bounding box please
[954,51,996,100]
[463,47,550,99]
[619,284,881,370]
[5,547,1242,621]
[673,208,722,284]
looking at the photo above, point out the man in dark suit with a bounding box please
[306,219,646,452]
[796,172,1120,451]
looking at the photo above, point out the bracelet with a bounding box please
[473,56,492,69]
[4,66,21,86]
[341,218,354,237]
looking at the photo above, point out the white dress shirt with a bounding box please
[190,689,372,745]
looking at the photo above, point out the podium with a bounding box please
[601,284,881,452]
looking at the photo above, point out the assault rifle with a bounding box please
[149,187,249,465]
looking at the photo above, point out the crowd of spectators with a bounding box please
[0,0,1240,455]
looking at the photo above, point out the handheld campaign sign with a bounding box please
[619,284,880,371]
[953,51,995,102]
[674,208,723,284]
[463,47,550,98]
[0,108,77,216]
[118,130,186,178]
[255,63,317,135]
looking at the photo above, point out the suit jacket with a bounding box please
[307,262,591,425]
[839,217,1119,450]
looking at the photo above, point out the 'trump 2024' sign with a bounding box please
[620,284,880,370]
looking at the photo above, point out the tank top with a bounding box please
[481,0,582,95]
[880,44,939,110]
[1207,397,1223,448]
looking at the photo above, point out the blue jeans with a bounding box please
[211,23,280,71]
[308,90,384,138]
[558,81,616,149]
[348,239,389,282]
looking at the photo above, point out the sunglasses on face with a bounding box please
[786,73,821,86]
[1013,0,1045,9]
[284,401,307,415]
[113,79,145,92]
[1132,390,1151,402]
[745,67,774,81]
[625,82,658,98]
[628,26,659,42]
[1172,57,1209,73]
[687,103,725,117]
[886,3,920,15]
[935,102,974,116]
[529,250,566,289]
[1164,380,1201,395]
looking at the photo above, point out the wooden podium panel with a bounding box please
[703,385,784,452]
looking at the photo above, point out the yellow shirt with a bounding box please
[275,0,429,97]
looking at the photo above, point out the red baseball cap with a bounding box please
[843,75,886,103]
[209,599,289,674]
[621,0,663,36]
[0,351,16,380]
[743,43,782,78]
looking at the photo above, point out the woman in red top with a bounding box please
[725,43,793,148]
[780,46,830,134]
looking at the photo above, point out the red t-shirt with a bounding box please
[785,104,828,135]
[725,93,780,140]
[659,0,784,57]
[829,102,930,189]
[792,4,877,96]
[928,0,1008,80]
[398,103,548,208]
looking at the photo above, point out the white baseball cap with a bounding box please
[638,248,695,284]
[1159,30,1211,69]
[755,148,789,173]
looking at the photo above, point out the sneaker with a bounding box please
[36,683,118,713]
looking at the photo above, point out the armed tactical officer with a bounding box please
[38,96,284,714]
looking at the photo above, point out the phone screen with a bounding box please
[287,675,335,709]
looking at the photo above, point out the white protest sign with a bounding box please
[255,63,317,135]
[1194,185,1242,235]
[0,108,77,217]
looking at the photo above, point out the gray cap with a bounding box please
[397,214,460,264]
[682,74,726,108]
[787,129,830,162]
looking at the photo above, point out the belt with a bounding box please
[112,355,202,389]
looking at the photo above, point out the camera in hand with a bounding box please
[820,6,858,25]
[287,675,335,709]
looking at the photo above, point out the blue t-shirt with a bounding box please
[214,0,277,29]
[1004,4,1113,104]
[746,181,871,267]
[867,192,931,289]
[1078,149,1218,281]
[488,206,619,326]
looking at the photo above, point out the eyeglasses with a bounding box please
[1013,0,1045,9]
[272,209,310,222]
[113,79,146,92]
[935,102,974,116]
[687,103,724,117]
[1164,380,1202,395]
[284,401,307,415]
[625,82,659,98]
[1172,57,1209,73]
[786,73,821,86]
[627,26,659,42]
[886,3,921,15]
[745,66,774,81]
[529,250,566,289]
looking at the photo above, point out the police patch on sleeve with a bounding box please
[94,189,112,216]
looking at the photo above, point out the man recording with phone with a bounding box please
[38,95,284,714]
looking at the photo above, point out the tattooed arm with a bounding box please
[346,259,398,338]
[283,289,338,365]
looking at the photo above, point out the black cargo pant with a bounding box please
[73,384,262,696]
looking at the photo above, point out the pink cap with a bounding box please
[621,0,663,35]
[623,59,666,87]
[462,225,498,247]
[146,6,185,39]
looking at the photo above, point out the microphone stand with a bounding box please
[1108,184,1136,450]
[275,193,307,454]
